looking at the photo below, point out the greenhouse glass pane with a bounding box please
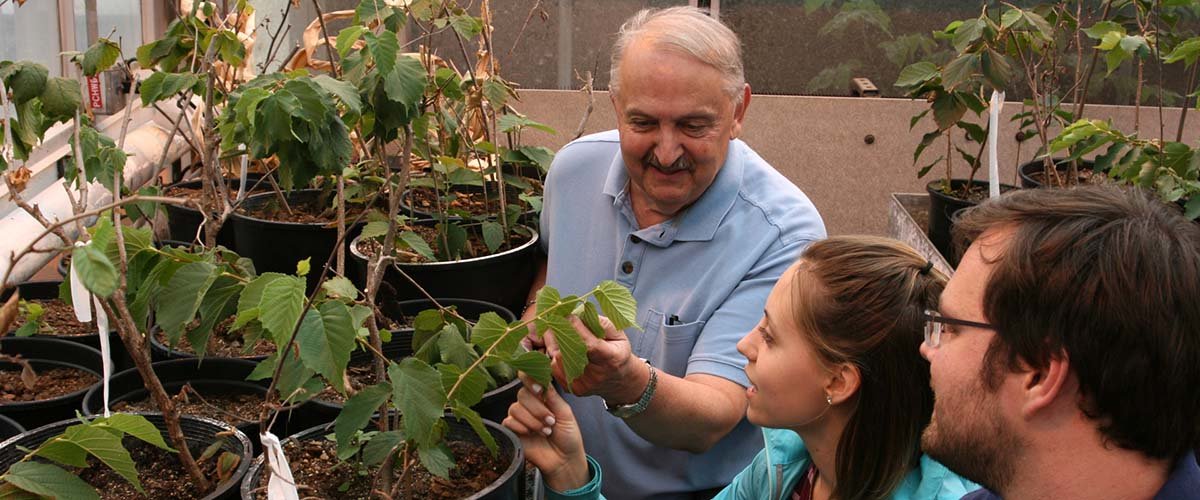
[0,1,63,77]
[74,0,142,58]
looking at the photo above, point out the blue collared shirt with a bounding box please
[961,451,1200,500]
[540,130,826,499]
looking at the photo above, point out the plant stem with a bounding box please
[310,0,342,78]
[1074,0,1114,120]
[1177,62,1198,143]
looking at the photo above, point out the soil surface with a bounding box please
[1025,165,1106,187]
[154,319,274,359]
[111,386,263,429]
[314,360,378,405]
[164,178,270,201]
[254,436,507,499]
[76,438,228,500]
[406,186,530,217]
[240,196,368,225]
[11,298,95,336]
[356,224,528,263]
[0,366,97,402]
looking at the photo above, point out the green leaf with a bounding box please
[297,301,357,393]
[438,363,488,408]
[1164,37,1200,66]
[952,18,986,52]
[543,315,589,384]
[336,26,368,58]
[81,39,121,76]
[312,74,362,115]
[418,443,456,479]
[96,413,173,451]
[155,262,219,346]
[8,62,48,104]
[450,403,498,457]
[295,257,311,277]
[139,72,200,106]
[72,244,118,297]
[390,358,447,447]
[59,424,141,491]
[361,430,404,466]
[941,54,979,91]
[894,62,938,88]
[322,276,359,300]
[383,55,426,111]
[932,92,968,131]
[578,301,605,338]
[188,278,241,358]
[360,221,390,240]
[592,281,639,331]
[364,30,399,77]
[232,272,284,329]
[258,275,306,344]
[1184,197,1200,220]
[335,383,392,459]
[2,462,99,500]
[508,350,552,388]
[469,312,517,356]
[437,324,478,367]
[1083,21,1124,40]
[480,221,504,254]
[398,231,435,261]
[439,222,468,260]
[39,78,81,120]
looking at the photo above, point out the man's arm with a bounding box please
[521,256,548,346]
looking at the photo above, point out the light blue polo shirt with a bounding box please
[540,130,826,499]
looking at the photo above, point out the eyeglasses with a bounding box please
[922,309,994,348]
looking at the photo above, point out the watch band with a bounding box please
[604,358,657,419]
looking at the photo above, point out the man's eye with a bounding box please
[682,123,707,134]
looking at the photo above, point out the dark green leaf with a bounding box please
[894,62,938,88]
[335,383,392,459]
[437,363,489,408]
[8,62,48,104]
[450,403,498,456]
[398,231,435,261]
[449,14,483,39]
[418,443,456,479]
[322,276,359,300]
[81,39,121,77]
[364,31,399,77]
[383,55,426,111]
[932,92,968,131]
[297,301,357,393]
[361,430,404,466]
[72,244,118,298]
[2,462,99,500]
[312,74,362,115]
[390,358,447,447]
[469,312,517,355]
[336,26,368,58]
[543,315,589,385]
[96,413,173,451]
[507,350,552,388]
[39,78,81,120]
[155,262,218,346]
[480,221,504,254]
[941,54,979,91]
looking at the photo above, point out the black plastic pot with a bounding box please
[239,415,524,500]
[1018,159,1098,188]
[0,413,252,500]
[926,180,1016,267]
[2,281,133,372]
[147,326,269,363]
[348,227,540,316]
[0,337,103,429]
[0,415,24,442]
[229,189,366,293]
[165,176,269,248]
[81,358,325,455]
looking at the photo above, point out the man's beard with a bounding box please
[642,150,693,174]
[921,377,1023,493]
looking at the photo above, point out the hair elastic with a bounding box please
[919,261,934,275]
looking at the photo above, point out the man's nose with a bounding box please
[919,340,934,362]
[653,128,684,166]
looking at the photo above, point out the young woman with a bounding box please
[504,236,979,500]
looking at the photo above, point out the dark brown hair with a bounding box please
[793,236,947,500]
[953,184,1200,460]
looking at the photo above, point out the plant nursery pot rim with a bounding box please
[147,325,270,362]
[0,337,103,409]
[230,189,362,229]
[925,179,1017,204]
[349,224,539,269]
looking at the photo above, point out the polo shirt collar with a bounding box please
[601,140,745,243]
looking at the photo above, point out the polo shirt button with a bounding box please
[630,235,642,244]
[621,261,634,274]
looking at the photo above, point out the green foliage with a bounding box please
[80,39,121,77]
[2,462,99,500]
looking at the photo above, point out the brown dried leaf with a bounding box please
[19,361,37,392]
[5,167,31,194]
[0,291,18,338]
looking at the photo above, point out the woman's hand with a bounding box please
[502,374,590,492]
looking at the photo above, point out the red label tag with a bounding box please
[87,75,104,109]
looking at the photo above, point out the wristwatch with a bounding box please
[604,358,657,419]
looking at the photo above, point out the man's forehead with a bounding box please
[942,227,1013,317]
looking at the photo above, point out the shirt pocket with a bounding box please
[644,308,705,377]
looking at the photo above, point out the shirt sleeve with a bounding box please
[544,455,605,500]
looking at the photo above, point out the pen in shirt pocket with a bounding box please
[667,314,680,325]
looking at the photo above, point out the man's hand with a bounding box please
[545,315,647,405]
[502,374,590,492]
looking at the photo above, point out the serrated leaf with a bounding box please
[438,363,488,408]
[418,443,456,479]
[508,350,552,388]
[579,301,605,339]
[469,312,517,356]
[593,281,638,331]
[383,55,426,111]
[59,424,141,491]
[336,26,367,57]
[2,462,99,500]
[258,275,305,344]
[232,272,284,329]
[335,383,392,459]
[139,72,200,106]
[535,286,563,317]
[932,92,968,131]
[322,276,359,299]
[894,61,938,88]
[450,403,497,457]
[398,231,435,261]
[390,358,447,446]
[364,31,399,77]
[437,324,478,367]
[543,315,588,384]
[481,221,504,253]
[297,301,357,393]
[96,414,173,451]
[81,39,121,77]
[155,262,219,346]
[941,54,979,91]
[72,244,118,298]
[40,77,81,122]
[8,62,48,104]
[359,220,390,240]
[361,430,404,466]
[312,74,362,115]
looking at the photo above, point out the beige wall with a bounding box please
[515,89,1199,235]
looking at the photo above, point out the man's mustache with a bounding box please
[642,151,693,174]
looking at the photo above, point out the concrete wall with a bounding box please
[514,89,1199,235]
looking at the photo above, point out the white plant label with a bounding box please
[69,240,113,416]
[261,432,300,500]
[988,90,1006,199]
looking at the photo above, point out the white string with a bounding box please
[260,432,300,500]
[988,90,1006,199]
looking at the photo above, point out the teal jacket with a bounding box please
[547,427,979,500]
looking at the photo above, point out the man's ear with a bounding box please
[826,362,861,406]
[1021,350,1072,417]
[730,84,751,139]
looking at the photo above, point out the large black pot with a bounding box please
[165,176,270,248]
[348,227,540,316]
[926,180,1016,267]
[81,358,325,455]
[0,337,102,429]
[239,416,524,500]
[3,281,133,371]
[0,415,24,442]
[401,186,538,225]
[147,326,269,363]
[1018,159,1098,188]
[0,413,252,500]
[229,189,366,293]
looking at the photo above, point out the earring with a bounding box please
[825,395,833,406]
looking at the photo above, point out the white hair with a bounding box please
[609,6,746,107]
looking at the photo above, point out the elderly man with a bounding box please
[520,7,825,499]
[920,185,1200,499]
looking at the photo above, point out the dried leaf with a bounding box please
[0,291,19,337]
[5,166,31,193]
[20,361,37,391]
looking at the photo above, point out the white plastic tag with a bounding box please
[988,90,1006,199]
[68,242,92,323]
[260,432,300,500]
[237,145,248,202]
[93,294,111,417]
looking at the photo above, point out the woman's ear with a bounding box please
[825,362,861,406]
